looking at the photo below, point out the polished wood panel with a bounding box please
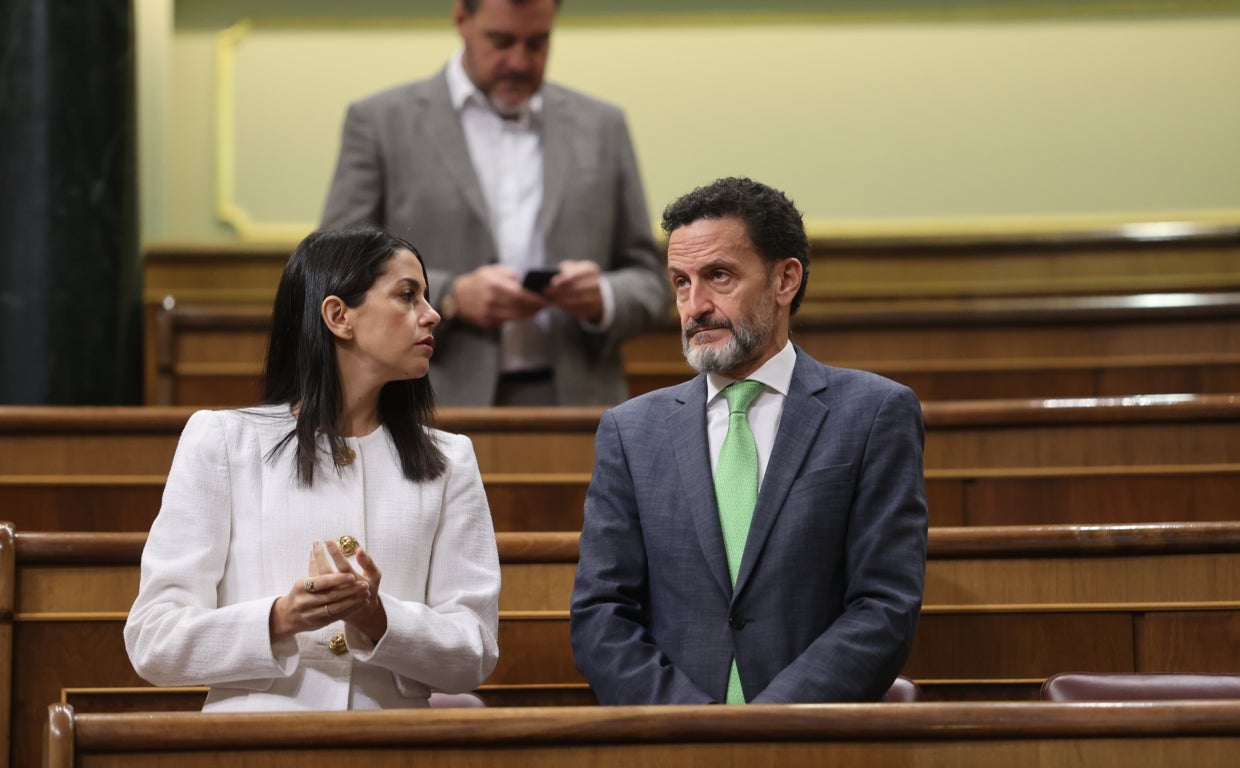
[483,474,588,532]
[6,464,1240,533]
[940,465,1240,526]
[4,395,1240,476]
[906,613,1135,679]
[0,477,165,532]
[492,619,582,687]
[45,701,1240,768]
[0,406,604,475]
[922,394,1240,469]
[1137,612,1240,674]
[0,473,592,533]
[63,687,207,713]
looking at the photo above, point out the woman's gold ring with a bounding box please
[323,603,333,618]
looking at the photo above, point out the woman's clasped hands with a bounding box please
[269,540,388,644]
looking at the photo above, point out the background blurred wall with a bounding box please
[135,0,1240,245]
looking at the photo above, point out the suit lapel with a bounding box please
[671,376,734,599]
[733,350,830,597]
[536,86,570,240]
[417,72,491,231]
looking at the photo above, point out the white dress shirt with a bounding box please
[705,340,797,491]
[446,51,615,373]
[446,51,552,372]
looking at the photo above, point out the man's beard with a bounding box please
[487,72,537,116]
[681,294,775,374]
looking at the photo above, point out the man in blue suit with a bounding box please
[570,177,928,704]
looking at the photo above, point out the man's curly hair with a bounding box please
[661,177,809,314]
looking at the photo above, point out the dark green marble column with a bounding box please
[0,0,140,404]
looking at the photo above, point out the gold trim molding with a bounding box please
[214,19,322,242]
[212,16,1240,242]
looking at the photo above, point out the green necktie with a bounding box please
[714,379,765,704]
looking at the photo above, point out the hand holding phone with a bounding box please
[521,268,559,294]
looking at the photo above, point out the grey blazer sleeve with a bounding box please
[751,384,928,703]
[570,409,715,705]
[321,101,385,230]
[593,112,669,348]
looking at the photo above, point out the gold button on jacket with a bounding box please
[338,535,359,557]
[328,634,348,655]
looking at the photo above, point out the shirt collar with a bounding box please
[446,49,543,127]
[706,340,796,405]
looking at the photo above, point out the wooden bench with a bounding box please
[0,472,592,534]
[5,463,1240,533]
[495,524,1240,699]
[45,701,1240,768]
[0,406,603,475]
[146,292,1240,405]
[142,224,1240,405]
[7,522,1240,767]
[4,395,1240,476]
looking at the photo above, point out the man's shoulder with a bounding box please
[543,81,626,120]
[822,362,905,391]
[786,346,905,393]
[349,72,444,112]
[607,377,701,423]
[812,359,921,414]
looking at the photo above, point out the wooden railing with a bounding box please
[45,701,1240,768]
[4,463,1240,533]
[145,291,1240,405]
[3,395,1239,476]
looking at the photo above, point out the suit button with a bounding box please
[338,535,359,557]
[328,633,348,655]
[729,615,745,630]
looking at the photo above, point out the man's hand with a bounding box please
[452,264,548,328]
[544,260,604,324]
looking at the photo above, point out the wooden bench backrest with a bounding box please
[3,395,1240,475]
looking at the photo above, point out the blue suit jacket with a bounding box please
[570,346,928,704]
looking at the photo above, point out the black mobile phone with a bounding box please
[522,268,559,294]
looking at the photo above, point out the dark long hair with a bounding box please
[263,227,446,485]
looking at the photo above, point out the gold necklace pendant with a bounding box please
[334,446,356,467]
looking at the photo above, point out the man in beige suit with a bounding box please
[322,0,669,406]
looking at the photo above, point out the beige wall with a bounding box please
[137,4,1240,244]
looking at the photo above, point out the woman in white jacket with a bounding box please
[125,227,500,710]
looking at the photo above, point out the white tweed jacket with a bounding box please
[124,406,500,711]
